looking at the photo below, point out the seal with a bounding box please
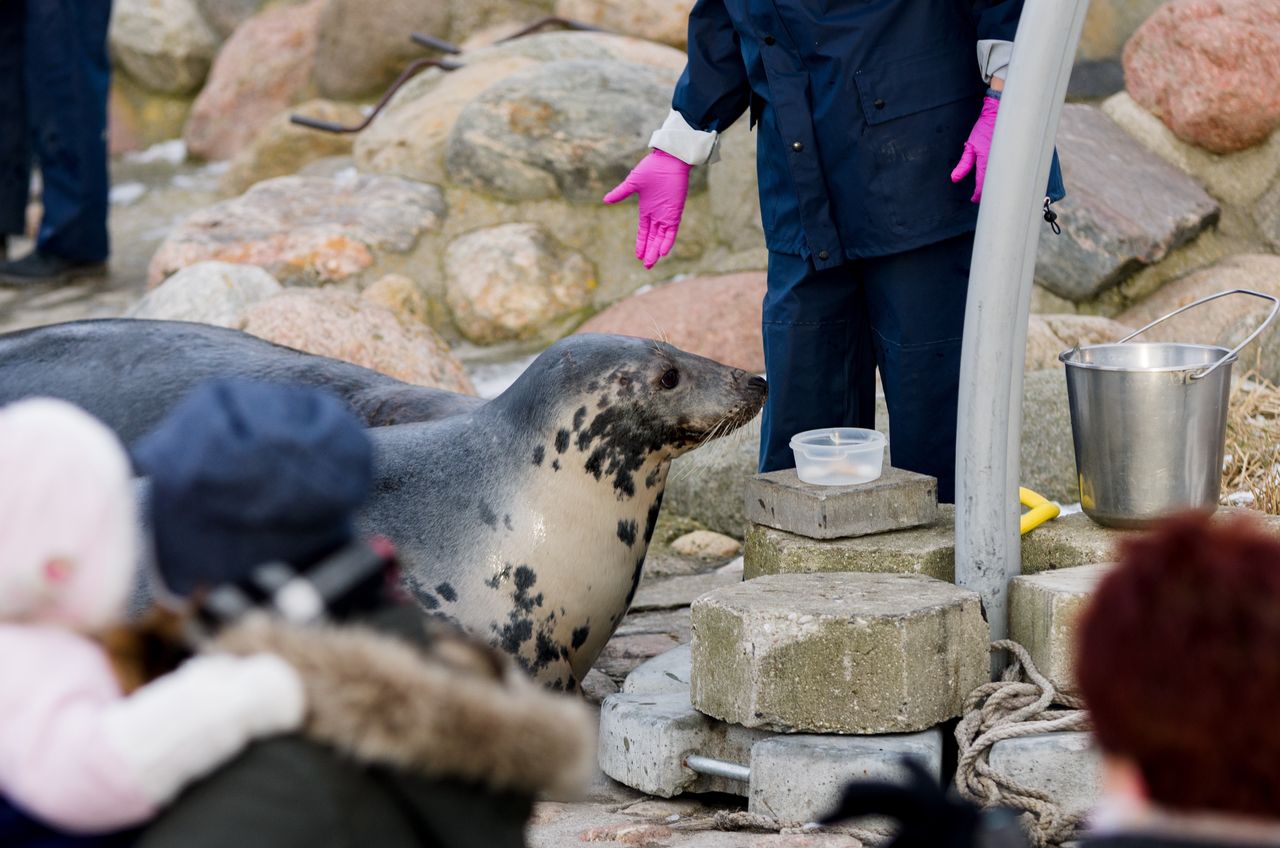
[0,319,481,441]
[0,321,765,688]
[360,333,766,688]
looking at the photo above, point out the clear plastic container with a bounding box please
[789,428,886,486]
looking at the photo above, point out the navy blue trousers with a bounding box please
[759,233,973,503]
[0,0,112,261]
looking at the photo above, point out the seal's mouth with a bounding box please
[682,375,768,444]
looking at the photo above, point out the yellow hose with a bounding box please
[1019,487,1060,535]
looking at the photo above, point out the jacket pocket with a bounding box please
[853,44,985,127]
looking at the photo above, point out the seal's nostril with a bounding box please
[748,376,768,393]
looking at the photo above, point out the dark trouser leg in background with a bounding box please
[861,233,973,503]
[24,0,112,262]
[758,250,877,473]
[0,1,30,247]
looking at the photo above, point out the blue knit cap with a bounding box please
[133,379,374,598]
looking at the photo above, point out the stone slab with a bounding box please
[593,608,691,685]
[1020,512,1134,574]
[1034,103,1219,302]
[598,692,773,797]
[690,573,988,734]
[599,691,944,824]
[744,467,938,541]
[743,506,955,582]
[748,730,942,824]
[1009,564,1113,694]
[987,731,1102,818]
[622,643,692,696]
[1022,509,1280,575]
[631,571,743,613]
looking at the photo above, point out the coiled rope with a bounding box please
[954,639,1092,847]
[711,810,891,846]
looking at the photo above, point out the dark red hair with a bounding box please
[1076,511,1280,818]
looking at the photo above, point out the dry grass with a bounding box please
[1222,372,1280,514]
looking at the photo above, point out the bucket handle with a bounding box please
[1113,288,1280,381]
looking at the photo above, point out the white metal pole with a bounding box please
[954,0,1091,663]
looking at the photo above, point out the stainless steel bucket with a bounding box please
[1059,289,1279,528]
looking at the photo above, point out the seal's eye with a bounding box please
[660,368,680,390]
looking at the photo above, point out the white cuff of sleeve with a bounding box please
[976,39,1013,83]
[649,109,720,166]
[100,654,306,805]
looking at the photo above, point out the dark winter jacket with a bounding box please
[134,611,595,848]
[673,0,1065,264]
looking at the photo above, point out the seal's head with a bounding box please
[496,334,767,499]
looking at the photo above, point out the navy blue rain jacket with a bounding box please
[673,0,1065,269]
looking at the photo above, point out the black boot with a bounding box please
[0,250,107,287]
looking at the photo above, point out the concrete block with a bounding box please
[744,467,938,541]
[748,730,943,824]
[1020,508,1280,575]
[622,644,691,696]
[1020,512,1134,574]
[599,691,945,822]
[598,693,772,797]
[744,506,955,582]
[987,732,1102,818]
[1009,564,1112,693]
[690,573,988,734]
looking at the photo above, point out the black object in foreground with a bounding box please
[822,759,1029,848]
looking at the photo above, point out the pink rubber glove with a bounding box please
[950,95,1000,203]
[603,150,691,269]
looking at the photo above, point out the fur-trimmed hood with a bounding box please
[210,612,596,797]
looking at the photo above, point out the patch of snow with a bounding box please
[199,160,230,176]
[1058,502,1083,516]
[1226,491,1256,507]
[468,354,538,399]
[125,139,187,165]
[109,182,146,206]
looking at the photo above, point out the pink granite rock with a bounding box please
[148,174,445,288]
[242,288,475,393]
[1124,0,1280,153]
[183,0,323,160]
[577,272,766,373]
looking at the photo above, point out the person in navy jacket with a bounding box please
[606,0,1064,502]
